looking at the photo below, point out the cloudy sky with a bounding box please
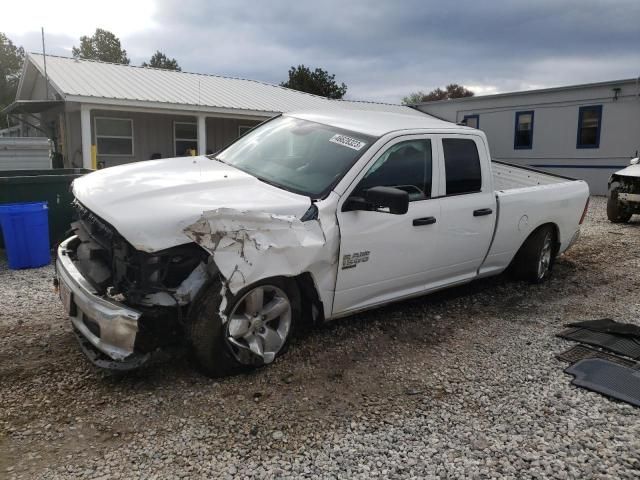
[2,0,639,103]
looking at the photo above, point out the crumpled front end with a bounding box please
[184,208,326,293]
[56,236,146,366]
[58,197,340,369]
[610,173,640,207]
[57,202,211,368]
[183,202,340,319]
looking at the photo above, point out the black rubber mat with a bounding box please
[557,327,640,359]
[565,358,640,407]
[567,319,640,338]
[556,344,638,368]
[556,345,640,368]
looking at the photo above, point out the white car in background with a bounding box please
[607,157,640,223]
[55,109,590,376]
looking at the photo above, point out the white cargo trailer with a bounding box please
[0,137,52,170]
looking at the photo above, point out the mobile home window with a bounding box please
[577,105,602,148]
[514,111,534,149]
[463,115,479,129]
[442,138,482,195]
[174,122,198,156]
[95,117,133,156]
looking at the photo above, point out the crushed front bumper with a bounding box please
[618,192,640,203]
[56,236,148,366]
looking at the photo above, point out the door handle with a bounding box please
[413,216,437,226]
[473,208,493,217]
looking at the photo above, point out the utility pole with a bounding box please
[41,27,49,99]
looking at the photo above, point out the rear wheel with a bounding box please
[188,277,300,377]
[511,225,556,283]
[607,184,632,223]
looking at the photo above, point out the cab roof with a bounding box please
[286,108,468,137]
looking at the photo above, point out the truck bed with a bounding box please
[492,161,568,191]
[479,161,590,278]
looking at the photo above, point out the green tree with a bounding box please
[402,84,474,105]
[401,91,429,105]
[142,51,181,71]
[280,65,347,99]
[0,32,25,129]
[72,28,130,64]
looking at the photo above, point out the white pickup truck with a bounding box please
[56,109,590,376]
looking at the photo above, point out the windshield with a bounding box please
[215,116,376,198]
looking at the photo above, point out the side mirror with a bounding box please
[630,157,639,165]
[343,186,409,214]
[366,186,409,214]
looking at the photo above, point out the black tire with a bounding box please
[187,277,300,378]
[607,185,632,223]
[511,225,557,284]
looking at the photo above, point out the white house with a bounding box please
[415,79,640,195]
[3,53,422,170]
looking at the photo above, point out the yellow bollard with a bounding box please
[91,144,97,169]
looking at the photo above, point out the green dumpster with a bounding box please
[0,169,92,249]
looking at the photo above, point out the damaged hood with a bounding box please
[613,163,640,179]
[72,156,312,252]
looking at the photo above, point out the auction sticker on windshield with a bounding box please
[329,134,366,151]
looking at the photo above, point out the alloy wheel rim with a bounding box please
[225,285,292,364]
[537,232,553,280]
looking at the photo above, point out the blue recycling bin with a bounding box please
[0,201,51,269]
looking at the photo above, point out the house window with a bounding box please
[514,111,534,149]
[463,115,479,129]
[174,122,198,156]
[238,125,253,137]
[95,117,133,156]
[577,105,602,149]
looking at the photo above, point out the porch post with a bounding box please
[80,105,93,169]
[197,114,207,155]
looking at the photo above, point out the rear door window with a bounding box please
[442,138,482,195]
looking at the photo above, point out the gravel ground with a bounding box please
[1,196,640,479]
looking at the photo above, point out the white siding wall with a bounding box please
[206,117,261,153]
[417,82,640,194]
[66,111,83,168]
[90,110,195,167]
[64,110,263,168]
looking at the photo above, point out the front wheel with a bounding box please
[511,225,556,283]
[188,277,300,377]
[607,184,632,223]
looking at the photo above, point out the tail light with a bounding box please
[579,197,590,225]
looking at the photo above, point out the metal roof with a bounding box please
[414,77,640,106]
[24,53,423,117]
[1,99,64,115]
